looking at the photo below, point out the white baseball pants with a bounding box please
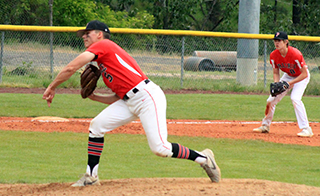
[89,80,173,157]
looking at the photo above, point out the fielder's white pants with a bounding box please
[262,71,310,129]
[89,80,173,157]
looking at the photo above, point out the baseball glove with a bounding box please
[270,81,289,97]
[80,64,101,99]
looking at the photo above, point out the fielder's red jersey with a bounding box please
[270,46,307,77]
[86,39,148,99]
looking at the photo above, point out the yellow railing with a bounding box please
[1,24,320,42]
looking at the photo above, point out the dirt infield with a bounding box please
[0,117,319,196]
[1,117,319,146]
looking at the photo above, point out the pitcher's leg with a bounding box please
[138,86,172,157]
[89,99,137,137]
[138,85,220,182]
[87,100,136,179]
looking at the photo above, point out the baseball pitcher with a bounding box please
[43,20,221,186]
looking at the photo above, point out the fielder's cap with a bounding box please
[77,20,111,37]
[273,31,288,40]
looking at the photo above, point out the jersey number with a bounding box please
[289,69,296,75]
[100,65,113,82]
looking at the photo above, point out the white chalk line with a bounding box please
[1,119,318,124]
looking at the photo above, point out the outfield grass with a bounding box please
[0,93,320,187]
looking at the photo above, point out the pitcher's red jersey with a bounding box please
[86,39,148,98]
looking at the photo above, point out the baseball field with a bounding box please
[0,88,320,196]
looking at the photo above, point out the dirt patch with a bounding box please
[2,178,320,196]
[0,117,319,146]
[1,88,319,195]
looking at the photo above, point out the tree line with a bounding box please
[0,0,320,35]
[1,0,319,36]
[1,0,320,57]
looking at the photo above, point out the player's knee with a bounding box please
[89,118,104,137]
[150,145,172,158]
[291,98,301,106]
[291,97,301,102]
[266,96,276,103]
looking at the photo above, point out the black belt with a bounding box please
[123,79,150,101]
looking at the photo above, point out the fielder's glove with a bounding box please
[80,64,101,99]
[270,81,289,97]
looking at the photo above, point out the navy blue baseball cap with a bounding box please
[273,31,288,40]
[77,20,111,37]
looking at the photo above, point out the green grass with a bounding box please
[1,93,320,122]
[167,94,320,122]
[2,70,320,95]
[0,131,319,187]
[0,92,320,187]
[0,93,104,118]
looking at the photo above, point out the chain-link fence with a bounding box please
[1,0,320,94]
[2,29,320,94]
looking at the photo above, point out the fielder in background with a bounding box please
[42,20,221,186]
[253,31,313,137]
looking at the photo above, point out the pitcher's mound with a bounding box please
[31,116,70,122]
[1,178,320,196]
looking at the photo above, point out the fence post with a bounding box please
[264,40,267,88]
[180,36,185,88]
[0,31,4,83]
[49,0,54,79]
[50,33,54,79]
